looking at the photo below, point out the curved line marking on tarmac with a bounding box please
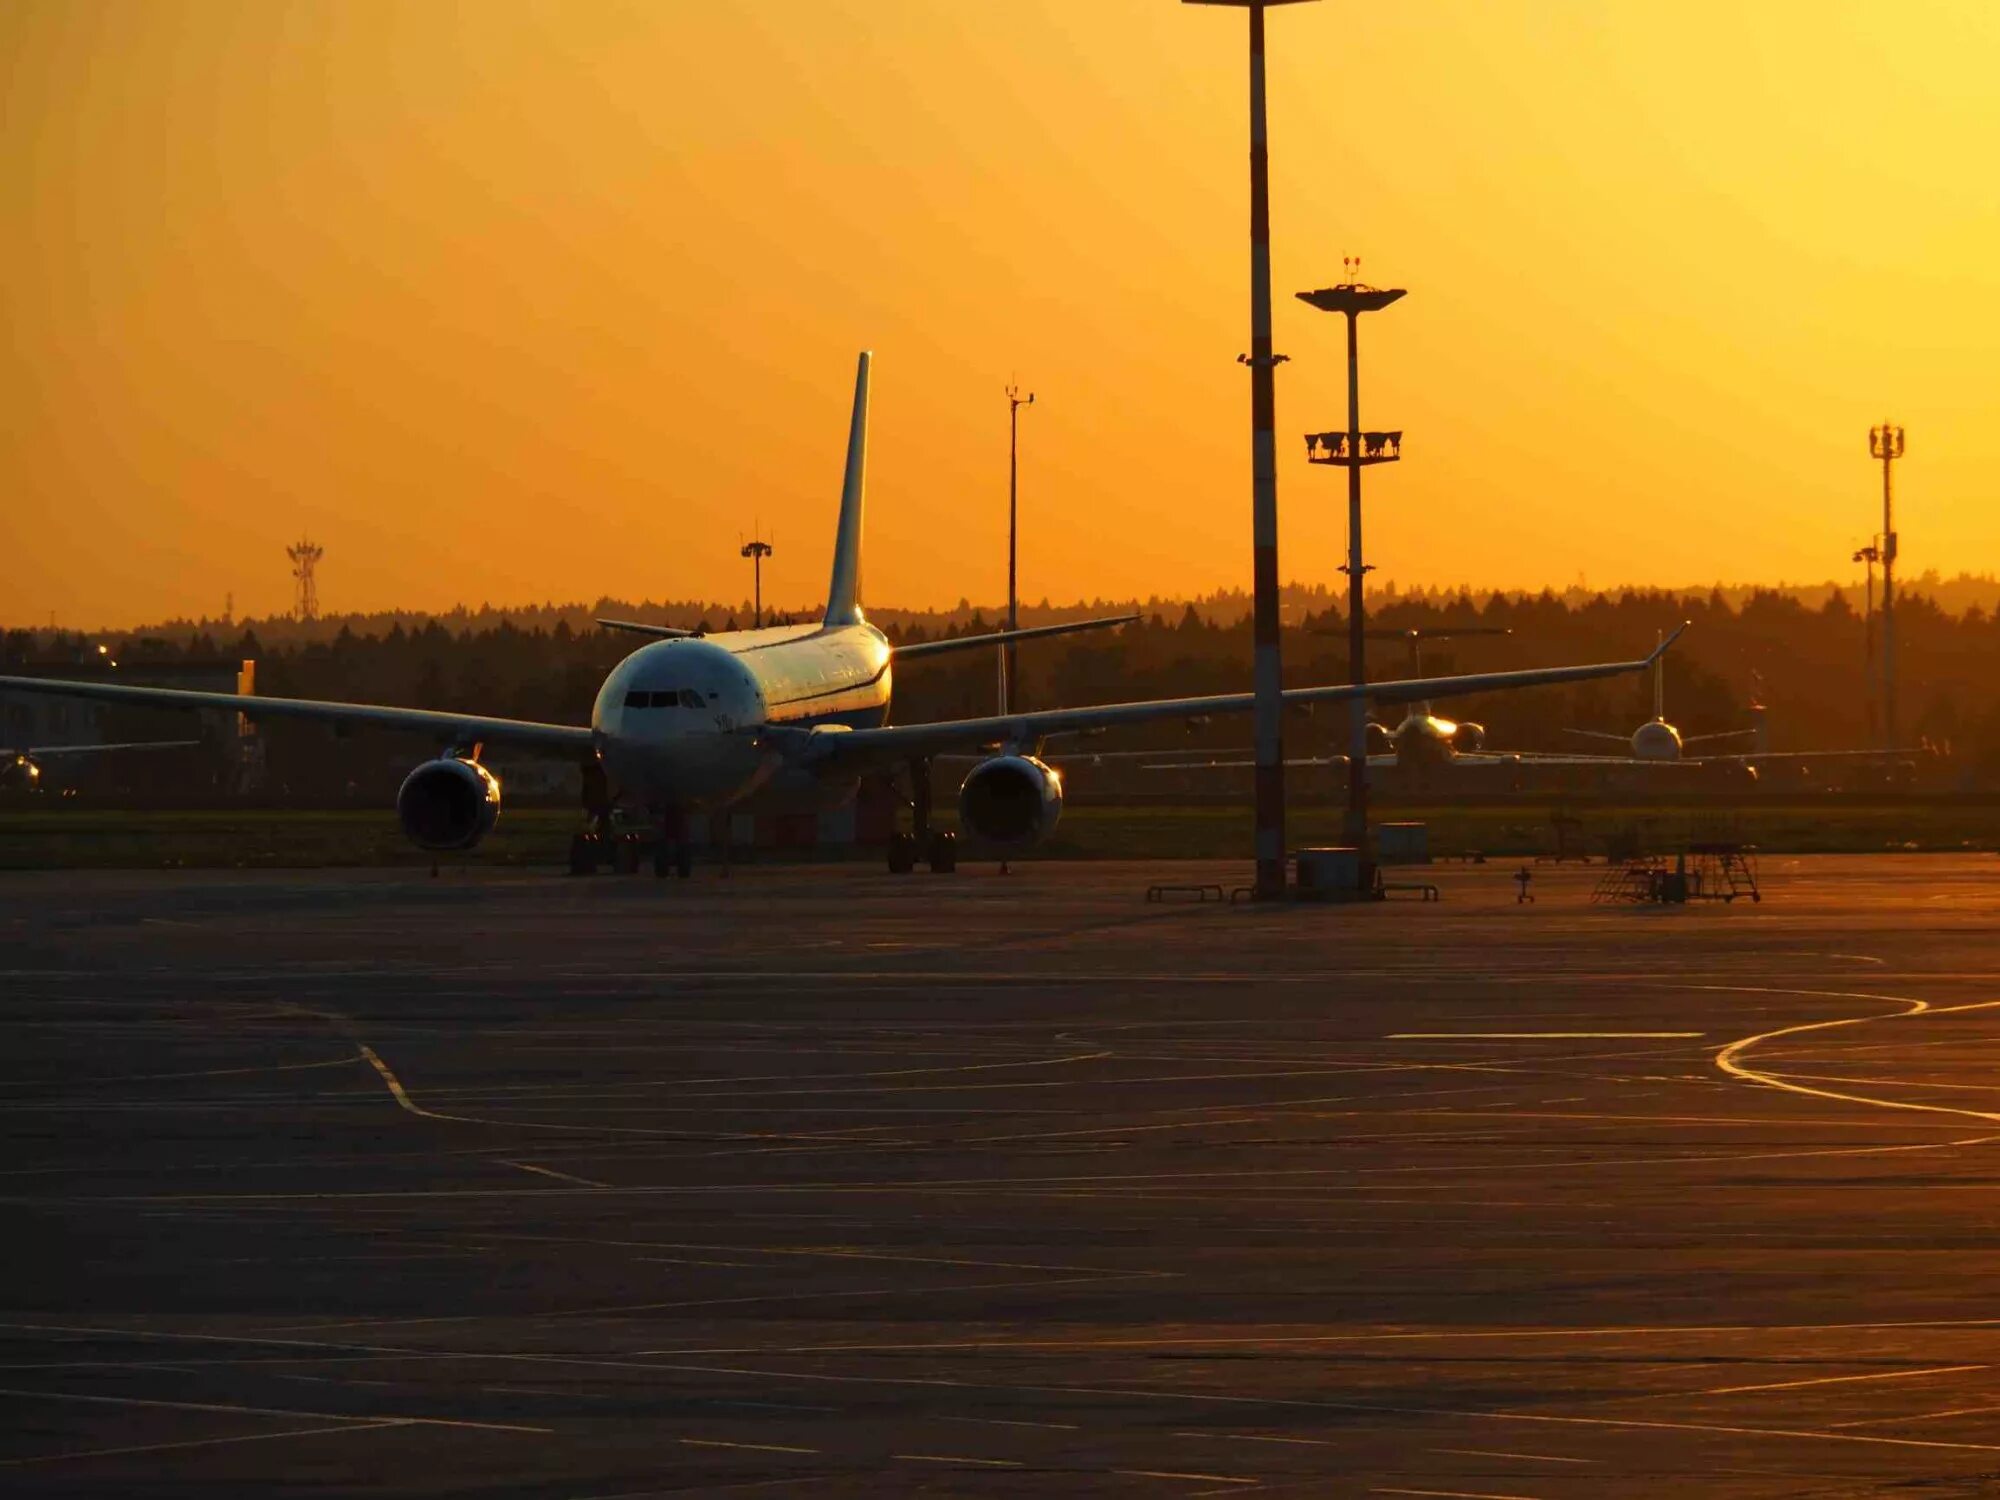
[1706,986,2000,1126]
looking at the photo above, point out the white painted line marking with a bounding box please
[1834,1400,2000,1429]
[893,1452,1023,1467]
[1119,1469,1258,1484]
[1697,1364,1983,1397]
[500,1160,609,1188]
[1433,1448,1593,1465]
[0,1423,394,1469]
[679,1437,819,1454]
[1389,1033,1702,1040]
[0,1384,551,1434]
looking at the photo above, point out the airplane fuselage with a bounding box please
[1630,717,1685,761]
[591,622,894,811]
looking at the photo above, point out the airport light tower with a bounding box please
[1183,0,1319,901]
[1003,382,1034,714]
[740,537,773,628]
[1851,539,1880,747]
[1299,263,1406,873]
[1868,422,1904,750]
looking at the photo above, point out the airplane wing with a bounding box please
[596,619,698,639]
[19,740,202,758]
[1689,747,1921,765]
[792,627,1685,768]
[0,676,595,755]
[1561,728,1638,745]
[892,613,1141,661]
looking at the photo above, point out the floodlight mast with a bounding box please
[1184,0,1318,900]
[1851,540,1880,747]
[740,538,773,628]
[1299,270,1406,878]
[1867,422,1905,751]
[1003,383,1035,715]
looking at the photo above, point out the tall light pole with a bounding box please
[1868,422,1905,750]
[741,538,773,628]
[1003,383,1035,714]
[1851,540,1880,748]
[1185,0,1317,901]
[1300,265,1405,875]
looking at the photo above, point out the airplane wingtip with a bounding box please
[1648,621,1691,661]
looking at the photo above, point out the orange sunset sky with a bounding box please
[3,1,1995,628]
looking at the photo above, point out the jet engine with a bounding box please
[1452,721,1486,753]
[1,754,41,791]
[958,754,1063,847]
[396,756,501,850]
[1364,721,1395,757]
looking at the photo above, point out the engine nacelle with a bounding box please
[1363,721,1395,757]
[1,754,42,791]
[396,757,501,851]
[958,754,1063,847]
[1452,721,1486,753]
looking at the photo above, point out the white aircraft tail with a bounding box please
[823,351,870,627]
[1651,628,1665,720]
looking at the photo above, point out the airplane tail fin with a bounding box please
[823,352,870,627]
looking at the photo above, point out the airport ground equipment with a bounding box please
[1294,846,1383,901]
[1591,846,1760,904]
[1146,882,1227,903]
[1592,856,1673,904]
[1686,843,1760,902]
[1377,820,1428,864]
[1382,879,1440,902]
[1538,809,1593,863]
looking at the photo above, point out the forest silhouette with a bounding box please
[11,580,1998,797]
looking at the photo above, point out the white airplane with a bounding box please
[2,740,200,791]
[0,353,1676,876]
[1562,634,1909,772]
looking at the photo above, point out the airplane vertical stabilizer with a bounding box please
[823,351,870,627]
[1652,628,1665,720]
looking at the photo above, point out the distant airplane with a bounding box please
[1,740,200,791]
[1134,627,1679,777]
[1135,625,1910,786]
[0,353,1674,875]
[1562,632,1908,771]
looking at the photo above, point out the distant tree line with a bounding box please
[8,582,1998,797]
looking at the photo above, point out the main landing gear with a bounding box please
[567,759,615,875]
[888,756,955,874]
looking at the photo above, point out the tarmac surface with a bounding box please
[7,853,2000,1496]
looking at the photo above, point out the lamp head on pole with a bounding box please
[1868,423,1905,460]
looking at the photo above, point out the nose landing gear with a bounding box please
[565,760,694,879]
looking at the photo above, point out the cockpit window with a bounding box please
[623,690,648,709]
[680,690,705,708]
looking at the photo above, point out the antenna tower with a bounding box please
[287,538,324,622]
